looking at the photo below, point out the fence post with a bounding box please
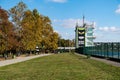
[102,43,104,57]
[112,43,113,58]
[106,43,108,58]
[100,43,102,56]
[118,43,120,59]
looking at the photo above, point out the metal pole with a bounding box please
[101,43,102,56]
[118,43,119,59]
[101,43,103,57]
[106,43,108,58]
[112,43,113,58]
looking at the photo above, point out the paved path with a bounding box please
[0,54,51,67]
[75,53,120,67]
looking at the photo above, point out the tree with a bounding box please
[32,9,42,48]
[9,1,27,29]
[0,7,18,55]
[9,2,59,53]
[21,10,37,51]
[58,38,75,47]
[22,9,59,52]
[0,7,8,53]
[9,1,27,51]
[49,32,59,50]
[21,9,44,51]
[0,1,61,56]
[41,16,59,52]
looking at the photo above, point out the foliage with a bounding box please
[9,1,27,28]
[21,9,58,51]
[41,16,58,51]
[0,1,59,54]
[0,7,19,53]
[58,37,75,47]
[21,10,36,50]
[9,1,27,52]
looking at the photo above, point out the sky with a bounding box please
[0,0,120,42]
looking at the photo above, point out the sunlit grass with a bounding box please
[0,53,120,80]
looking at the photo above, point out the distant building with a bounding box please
[75,17,95,49]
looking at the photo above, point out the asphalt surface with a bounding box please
[75,53,120,67]
[0,54,51,67]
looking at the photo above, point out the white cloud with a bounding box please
[110,27,117,31]
[99,27,109,31]
[115,4,120,14]
[95,31,120,42]
[98,26,119,32]
[53,18,93,28]
[54,30,59,33]
[48,0,67,3]
[94,26,120,42]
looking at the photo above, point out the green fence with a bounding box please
[83,42,120,59]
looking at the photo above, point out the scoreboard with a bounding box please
[78,28,85,47]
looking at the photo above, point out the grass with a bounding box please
[0,53,120,80]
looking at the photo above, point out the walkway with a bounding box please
[75,53,120,67]
[0,54,51,67]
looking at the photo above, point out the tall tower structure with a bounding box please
[75,25,85,48]
[75,17,95,53]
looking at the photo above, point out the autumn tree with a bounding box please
[0,7,18,55]
[22,9,59,52]
[21,10,37,51]
[0,7,8,53]
[48,32,59,51]
[9,1,27,51]
[41,16,58,52]
[32,9,42,48]
[9,1,27,29]
[8,1,59,53]
[21,9,43,51]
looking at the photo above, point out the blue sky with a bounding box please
[0,0,120,42]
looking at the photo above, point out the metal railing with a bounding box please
[83,42,120,59]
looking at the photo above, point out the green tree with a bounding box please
[58,38,75,47]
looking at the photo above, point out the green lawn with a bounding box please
[0,53,120,80]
